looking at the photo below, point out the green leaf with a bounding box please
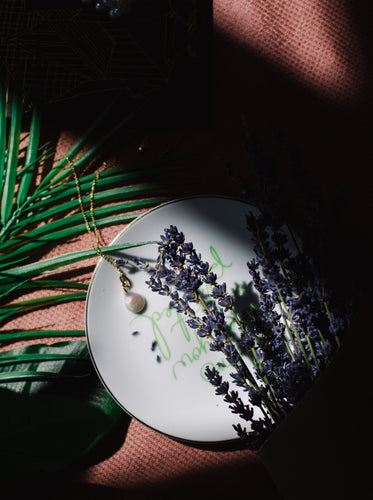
[7,211,151,261]
[0,341,124,482]
[0,86,165,485]
[0,76,7,194]
[0,278,87,299]
[0,370,91,384]
[1,196,164,261]
[27,279,89,290]
[15,143,54,178]
[35,92,125,190]
[0,81,23,225]
[16,102,41,206]
[0,330,84,346]
[10,185,165,238]
[37,93,149,191]
[27,162,173,216]
[0,352,88,365]
[0,277,29,299]
[0,240,157,279]
[0,292,87,323]
[0,256,28,270]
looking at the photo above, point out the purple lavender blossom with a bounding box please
[147,225,276,445]
[214,131,353,447]
[205,365,270,450]
[147,215,350,450]
[245,204,350,412]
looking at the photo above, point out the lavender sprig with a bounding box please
[147,225,283,431]
[245,210,349,409]
[204,365,271,450]
[146,215,350,449]
[205,130,352,447]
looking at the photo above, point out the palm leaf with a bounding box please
[36,91,125,190]
[0,278,88,301]
[0,240,156,280]
[0,82,175,472]
[0,89,165,326]
[37,94,149,191]
[18,279,89,291]
[0,197,163,264]
[0,351,90,366]
[0,330,84,346]
[0,80,23,225]
[0,370,91,384]
[0,292,87,323]
[0,280,87,303]
[0,278,29,300]
[16,142,54,178]
[24,161,174,215]
[0,76,7,189]
[0,341,124,483]
[16,102,41,205]
[8,184,165,241]
[0,90,165,308]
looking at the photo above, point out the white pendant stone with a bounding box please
[124,291,146,313]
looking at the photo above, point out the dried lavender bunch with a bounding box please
[245,210,350,410]
[147,219,350,450]
[147,225,284,449]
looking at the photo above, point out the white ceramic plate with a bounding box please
[85,196,262,443]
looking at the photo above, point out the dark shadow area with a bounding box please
[258,294,373,499]
[4,0,213,130]
[205,23,372,294]
[66,413,131,470]
[57,454,283,500]
[349,0,373,87]
[231,281,259,316]
[0,382,130,488]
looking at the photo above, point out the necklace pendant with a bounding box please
[124,291,146,314]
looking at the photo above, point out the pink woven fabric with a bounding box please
[214,0,368,104]
[3,1,371,498]
[76,419,261,489]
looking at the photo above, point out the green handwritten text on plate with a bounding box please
[131,245,241,382]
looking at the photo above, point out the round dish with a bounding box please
[85,197,261,443]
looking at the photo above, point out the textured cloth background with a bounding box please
[3,0,372,499]
[215,0,368,103]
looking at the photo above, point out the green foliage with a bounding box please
[0,84,169,473]
[0,87,167,328]
[0,341,124,483]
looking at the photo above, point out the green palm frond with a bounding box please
[16,101,41,206]
[1,80,23,225]
[0,340,124,482]
[0,78,8,190]
[0,330,85,345]
[0,240,154,296]
[0,83,176,387]
[0,82,176,473]
[0,292,88,324]
[0,89,170,321]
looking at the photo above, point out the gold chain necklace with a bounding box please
[65,154,146,314]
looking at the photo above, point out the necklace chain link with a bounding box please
[64,154,131,292]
